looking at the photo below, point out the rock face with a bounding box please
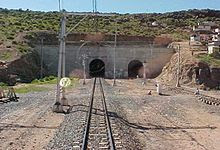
[211,68,220,81]
[194,63,220,88]
[158,42,220,89]
[0,51,41,85]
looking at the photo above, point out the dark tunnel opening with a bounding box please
[89,59,105,77]
[128,60,143,78]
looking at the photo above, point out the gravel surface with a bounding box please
[103,80,144,150]
[1,79,219,150]
[0,90,55,120]
[102,79,220,150]
[46,81,92,150]
[0,85,64,150]
[46,79,141,150]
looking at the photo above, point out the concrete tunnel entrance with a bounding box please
[89,59,105,77]
[128,60,143,78]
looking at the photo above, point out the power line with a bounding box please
[92,0,97,13]
[92,0,98,32]
[58,0,64,12]
[92,0,94,13]
[58,0,61,12]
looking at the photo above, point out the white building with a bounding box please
[208,34,220,54]
[198,23,211,31]
[212,34,220,42]
[208,41,220,54]
[215,28,220,33]
[193,21,218,32]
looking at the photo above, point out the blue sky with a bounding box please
[0,0,219,13]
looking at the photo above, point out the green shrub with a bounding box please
[197,54,220,67]
[16,44,31,53]
[0,82,8,87]
[31,79,39,84]
[0,52,11,60]
[31,76,57,84]
[15,85,48,93]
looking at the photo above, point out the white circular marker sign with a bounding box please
[59,77,71,87]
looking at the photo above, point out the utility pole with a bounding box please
[150,42,153,57]
[53,13,67,113]
[113,27,117,86]
[82,54,87,85]
[40,38,44,79]
[176,44,181,87]
[58,0,61,12]
[83,59,86,85]
[143,61,147,85]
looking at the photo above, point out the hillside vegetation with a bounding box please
[1,9,220,52]
[1,8,220,86]
[0,8,220,62]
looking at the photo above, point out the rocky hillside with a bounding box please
[0,51,42,85]
[1,9,220,47]
[158,42,220,89]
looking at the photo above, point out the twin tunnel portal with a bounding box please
[89,59,143,78]
[35,34,174,79]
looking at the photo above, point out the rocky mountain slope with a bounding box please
[158,42,220,89]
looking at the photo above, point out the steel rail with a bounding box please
[82,78,97,150]
[82,78,116,150]
[99,78,116,150]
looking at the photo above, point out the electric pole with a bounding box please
[82,54,87,85]
[40,38,44,79]
[176,44,181,87]
[113,26,117,86]
[143,61,146,84]
[53,13,67,113]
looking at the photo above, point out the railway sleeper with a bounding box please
[99,128,107,132]
[100,130,108,134]
[100,138,109,143]
[98,126,107,130]
[99,142,109,146]
[99,146,110,149]
[72,145,80,150]
[89,133,107,137]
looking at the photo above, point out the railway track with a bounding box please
[81,78,121,150]
[169,86,220,106]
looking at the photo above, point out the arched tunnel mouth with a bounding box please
[128,60,143,78]
[89,59,105,77]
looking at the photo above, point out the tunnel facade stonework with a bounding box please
[34,33,174,78]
